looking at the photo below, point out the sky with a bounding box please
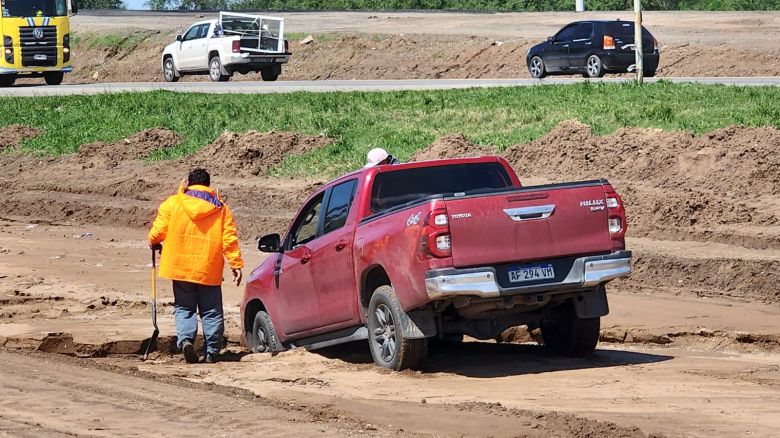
[125,0,149,9]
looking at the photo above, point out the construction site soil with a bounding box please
[2,120,780,436]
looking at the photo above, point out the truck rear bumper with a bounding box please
[229,53,291,65]
[425,250,632,299]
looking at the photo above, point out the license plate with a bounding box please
[508,264,555,283]
[33,54,47,61]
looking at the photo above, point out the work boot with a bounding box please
[204,353,219,364]
[181,340,198,364]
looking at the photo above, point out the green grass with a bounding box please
[1,82,779,178]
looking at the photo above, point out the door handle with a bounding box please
[562,44,569,48]
[335,240,348,251]
[301,253,311,264]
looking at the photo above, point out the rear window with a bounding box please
[604,22,652,38]
[371,163,513,213]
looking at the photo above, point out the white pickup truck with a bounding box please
[161,12,291,83]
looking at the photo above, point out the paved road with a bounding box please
[2,77,780,97]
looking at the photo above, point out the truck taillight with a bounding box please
[605,190,627,250]
[608,218,622,233]
[284,39,289,52]
[603,35,615,50]
[653,37,658,50]
[423,207,451,258]
[232,40,240,53]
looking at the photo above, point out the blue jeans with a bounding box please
[172,280,224,356]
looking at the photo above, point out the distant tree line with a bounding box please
[76,0,775,11]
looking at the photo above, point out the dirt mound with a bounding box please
[78,128,182,167]
[411,134,493,161]
[0,125,42,149]
[188,131,332,176]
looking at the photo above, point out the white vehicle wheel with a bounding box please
[209,56,230,82]
[163,57,179,83]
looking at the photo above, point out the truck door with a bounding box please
[177,23,207,70]
[275,193,325,335]
[310,179,360,328]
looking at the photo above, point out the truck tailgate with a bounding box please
[445,181,613,268]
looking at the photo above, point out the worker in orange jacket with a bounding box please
[148,168,244,364]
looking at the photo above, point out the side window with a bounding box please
[198,24,212,39]
[572,23,593,40]
[182,25,201,42]
[323,180,358,234]
[555,25,577,42]
[289,194,324,249]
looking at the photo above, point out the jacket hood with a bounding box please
[176,184,223,221]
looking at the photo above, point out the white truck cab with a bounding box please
[161,12,290,82]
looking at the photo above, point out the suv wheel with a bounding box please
[528,56,546,79]
[163,57,179,82]
[367,285,427,371]
[250,310,283,353]
[209,56,230,82]
[585,55,605,78]
[540,304,600,356]
[44,72,64,86]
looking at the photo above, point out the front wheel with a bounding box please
[367,285,427,371]
[209,56,231,82]
[528,56,546,79]
[162,57,179,82]
[540,304,600,356]
[0,74,16,87]
[249,310,283,353]
[585,55,605,78]
[44,72,64,86]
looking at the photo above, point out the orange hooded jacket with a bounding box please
[148,183,244,286]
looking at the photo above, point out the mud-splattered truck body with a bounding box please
[241,156,632,370]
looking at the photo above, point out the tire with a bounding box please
[208,56,230,82]
[528,56,546,79]
[44,72,63,86]
[367,285,427,371]
[162,57,179,83]
[540,304,600,356]
[585,55,605,78]
[644,69,657,78]
[260,67,279,82]
[0,75,16,87]
[249,310,283,353]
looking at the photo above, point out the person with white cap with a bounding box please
[364,148,399,168]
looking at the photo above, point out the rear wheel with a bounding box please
[0,74,16,87]
[368,285,427,371]
[209,56,230,82]
[540,304,600,356]
[44,72,63,86]
[585,55,605,78]
[260,67,279,82]
[249,310,283,353]
[528,56,546,79]
[644,69,657,78]
[162,57,179,82]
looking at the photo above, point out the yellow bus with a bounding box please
[0,0,77,86]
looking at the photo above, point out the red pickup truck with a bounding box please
[240,156,631,370]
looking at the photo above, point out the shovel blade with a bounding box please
[141,329,160,361]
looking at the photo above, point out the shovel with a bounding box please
[142,248,160,361]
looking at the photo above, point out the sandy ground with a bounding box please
[1,118,780,435]
[28,11,778,85]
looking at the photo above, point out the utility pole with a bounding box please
[634,0,644,83]
[576,0,585,12]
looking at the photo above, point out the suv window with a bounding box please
[289,193,324,248]
[182,25,201,41]
[371,163,513,214]
[604,22,652,38]
[572,23,593,40]
[323,179,358,234]
[555,25,577,42]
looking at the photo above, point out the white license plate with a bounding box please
[508,264,555,283]
[33,54,47,61]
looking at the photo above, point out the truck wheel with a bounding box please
[163,57,179,83]
[44,72,64,86]
[540,305,600,356]
[367,285,427,371]
[260,67,279,82]
[209,56,230,82]
[0,74,16,87]
[249,310,283,353]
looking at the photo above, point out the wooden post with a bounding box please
[634,0,644,83]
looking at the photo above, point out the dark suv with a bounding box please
[526,20,659,79]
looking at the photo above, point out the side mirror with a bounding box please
[176,35,183,42]
[547,36,553,42]
[70,0,78,14]
[258,234,281,253]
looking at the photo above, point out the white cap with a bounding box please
[364,148,389,168]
